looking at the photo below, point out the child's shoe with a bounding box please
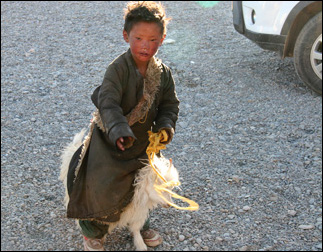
[141,229,163,247]
[83,236,105,251]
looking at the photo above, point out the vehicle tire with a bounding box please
[294,12,322,95]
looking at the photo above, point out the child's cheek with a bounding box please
[130,40,140,52]
[150,42,160,53]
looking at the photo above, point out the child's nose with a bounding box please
[141,40,149,50]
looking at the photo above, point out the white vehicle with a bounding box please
[232,1,322,95]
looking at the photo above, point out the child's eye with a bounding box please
[136,37,141,40]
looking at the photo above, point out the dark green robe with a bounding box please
[66,49,179,222]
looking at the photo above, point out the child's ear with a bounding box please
[159,34,166,46]
[123,30,129,43]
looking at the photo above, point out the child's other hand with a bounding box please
[116,137,125,151]
[116,136,135,151]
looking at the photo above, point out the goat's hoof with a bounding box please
[135,246,148,251]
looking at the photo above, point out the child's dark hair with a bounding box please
[124,1,171,36]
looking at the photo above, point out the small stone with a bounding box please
[179,121,188,128]
[243,206,251,211]
[299,224,315,230]
[163,38,176,44]
[269,194,278,201]
[179,235,185,241]
[232,175,241,183]
[287,210,297,216]
[239,245,250,251]
[216,237,223,242]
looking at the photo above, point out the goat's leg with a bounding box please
[108,223,117,234]
[131,228,147,251]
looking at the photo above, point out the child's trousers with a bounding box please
[79,218,150,239]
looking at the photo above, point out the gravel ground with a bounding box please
[1,1,322,251]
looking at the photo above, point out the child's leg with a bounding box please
[142,217,150,231]
[78,220,109,239]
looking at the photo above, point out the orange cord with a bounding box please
[146,130,199,211]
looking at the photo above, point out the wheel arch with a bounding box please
[282,1,322,58]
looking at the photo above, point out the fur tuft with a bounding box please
[59,128,86,207]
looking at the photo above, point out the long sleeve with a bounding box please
[98,63,136,147]
[154,67,180,137]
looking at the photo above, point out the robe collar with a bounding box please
[124,49,163,126]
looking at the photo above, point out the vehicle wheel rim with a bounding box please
[310,34,322,79]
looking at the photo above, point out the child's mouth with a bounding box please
[140,52,149,57]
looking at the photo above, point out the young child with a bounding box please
[64,2,179,251]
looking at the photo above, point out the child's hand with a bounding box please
[116,136,135,151]
[116,137,125,151]
[159,129,170,143]
[158,128,174,145]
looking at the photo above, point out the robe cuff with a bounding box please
[108,122,136,149]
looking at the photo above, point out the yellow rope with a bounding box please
[139,111,148,124]
[146,130,199,211]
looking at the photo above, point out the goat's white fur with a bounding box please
[59,128,86,208]
[59,129,179,251]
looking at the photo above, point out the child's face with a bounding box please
[123,22,165,67]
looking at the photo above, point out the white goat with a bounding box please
[59,129,179,251]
